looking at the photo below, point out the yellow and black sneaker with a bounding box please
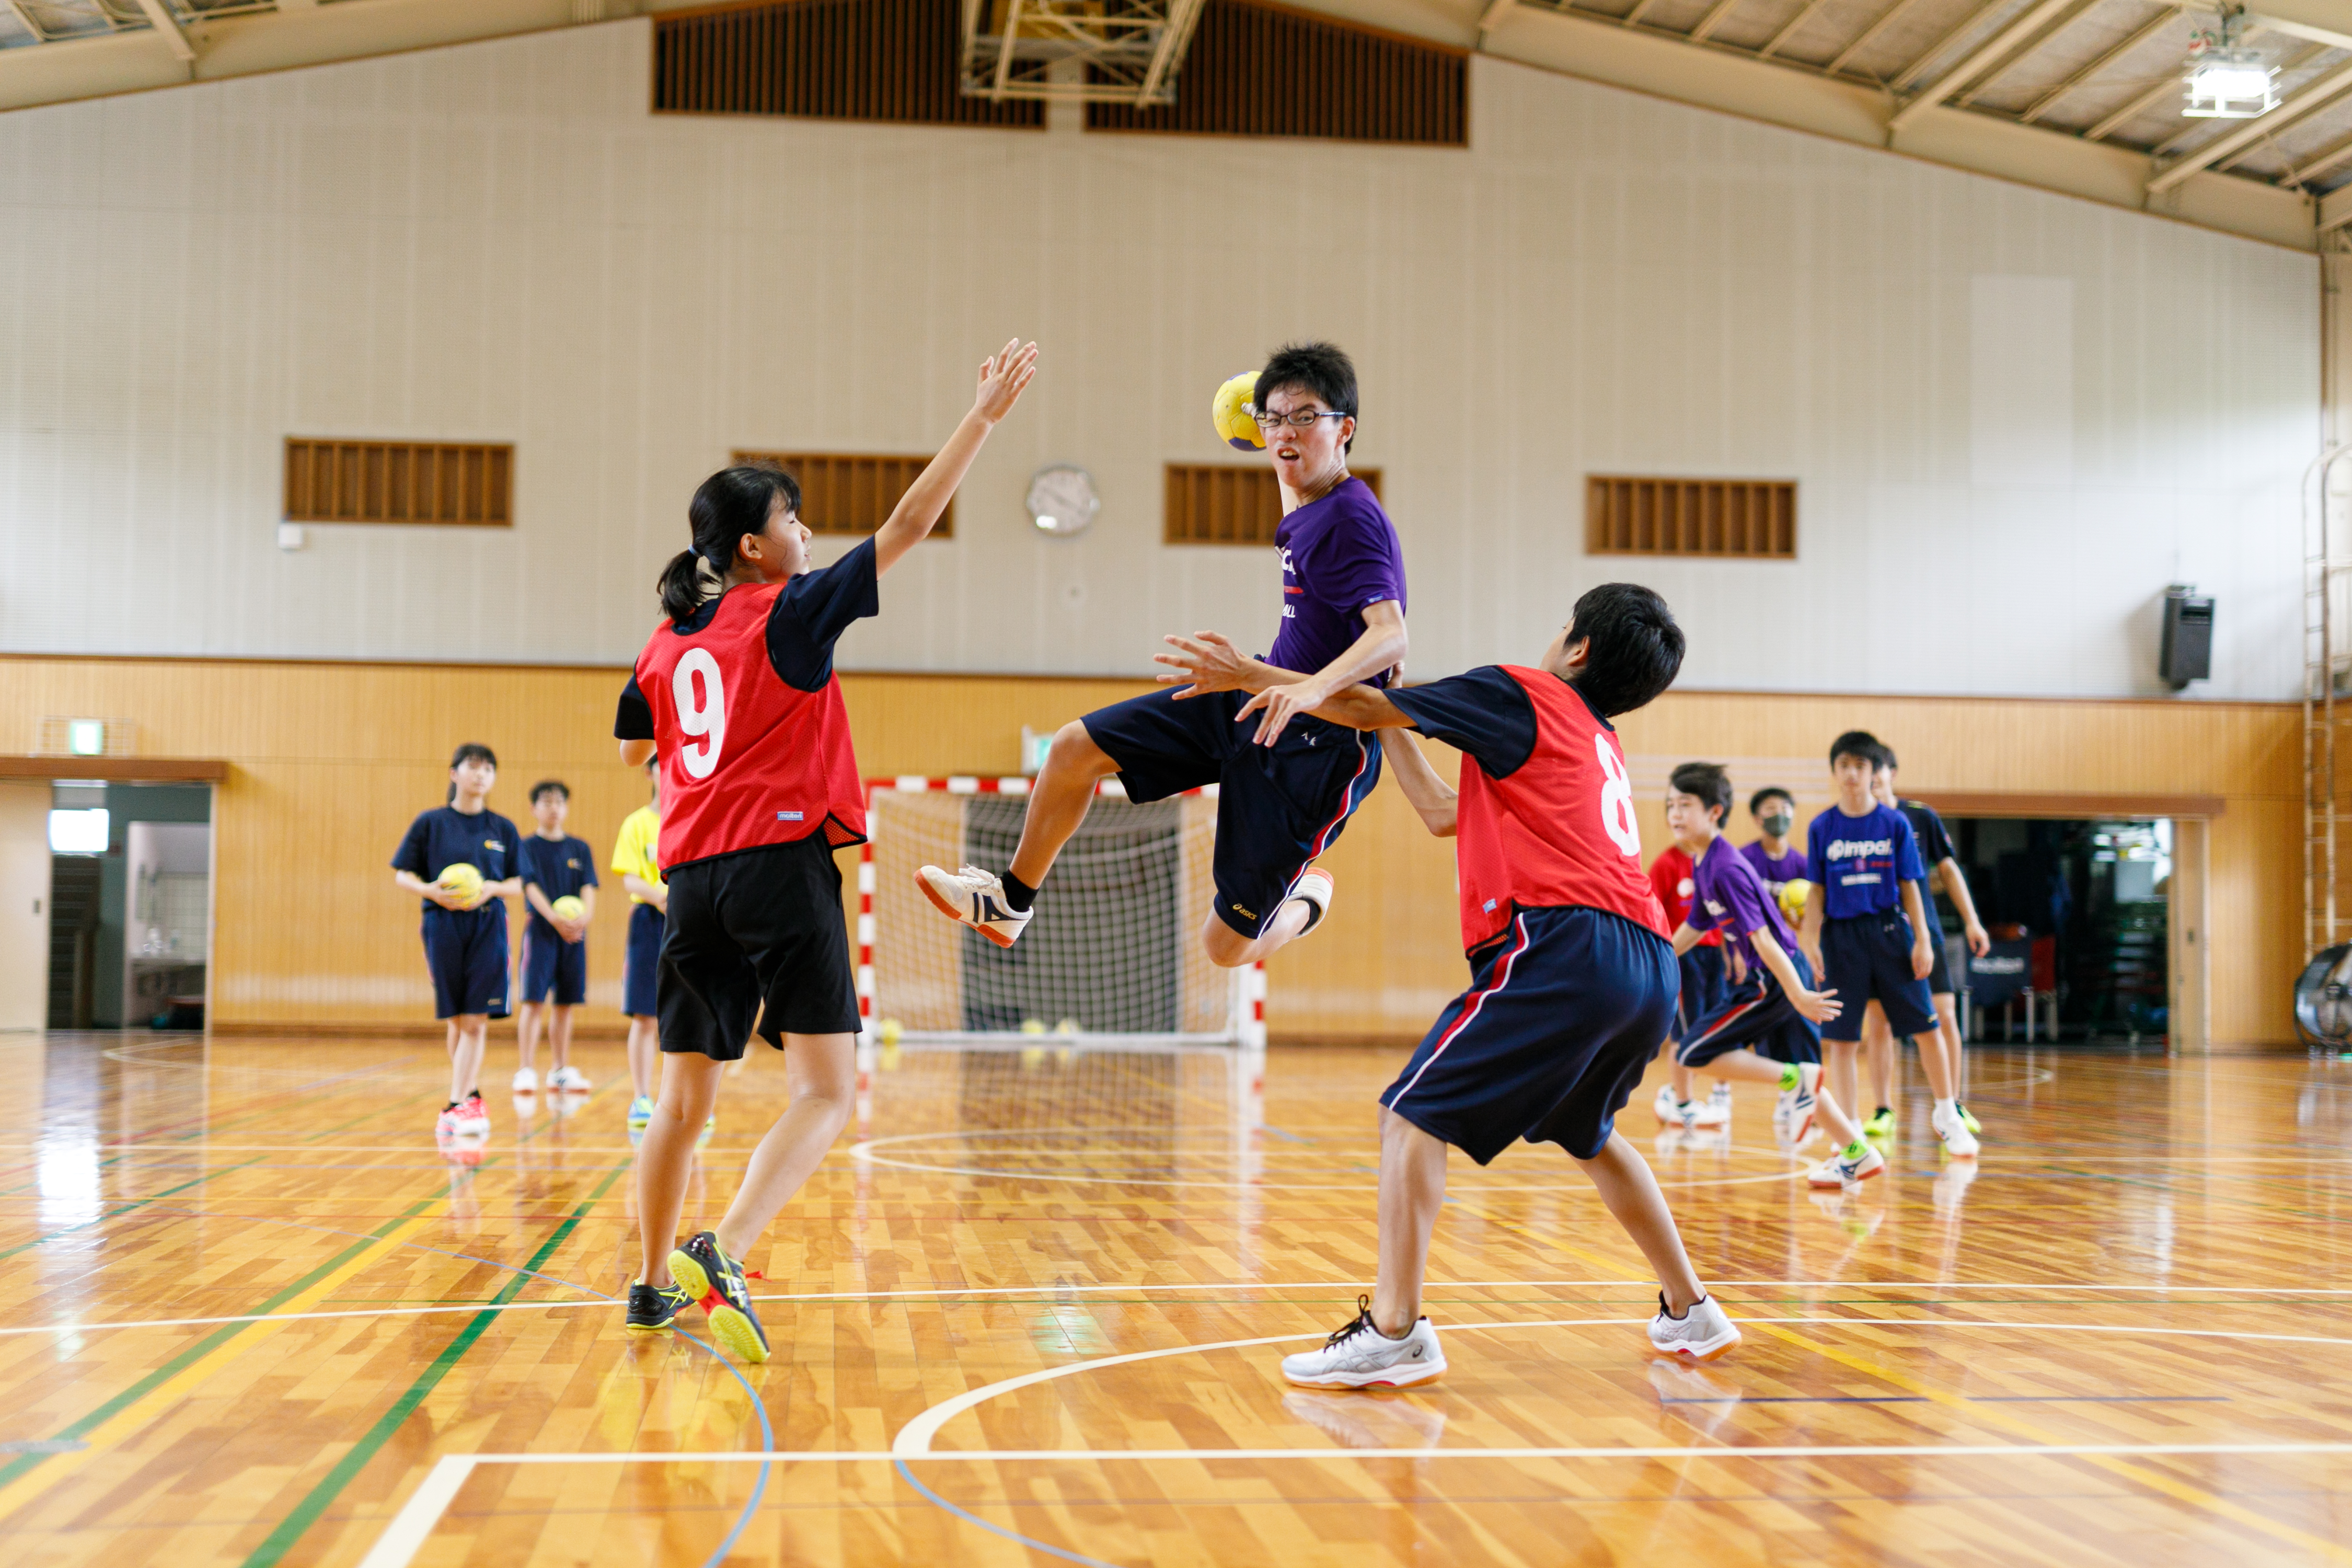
[626,1278,692,1334]
[667,1230,770,1364]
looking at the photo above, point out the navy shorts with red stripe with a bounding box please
[1675,950,1822,1069]
[1080,687,1383,939]
[1380,904,1678,1165]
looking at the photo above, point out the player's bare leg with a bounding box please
[549,1004,575,1077]
[516,1003,543,1079]
[712,1032,856,1260]
[447,1015,487,1105]
[1573,1133,1705,1313]
[636,1053,723,1288]
[1824,1034,1860,1127]
[1937,994,1969,1099]
[1199,871,1331,969]
[1008,719,1121,889]
[1369,1106,1448,1335]
[1864,1006,1895,1119]
[1703,1050,1863,1148]
[625,1016,659,1103]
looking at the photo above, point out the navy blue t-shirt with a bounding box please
[1896,797,1956,935]
[1381,664,1560,779]
[1806,804,1924,921]
[392,806,523,914]
[615,538,881,740]
[517,834,598,936]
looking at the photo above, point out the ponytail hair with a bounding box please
[659,462,803,623]
[446,742,497,804]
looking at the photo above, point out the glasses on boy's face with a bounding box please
[1252,408,1350,430]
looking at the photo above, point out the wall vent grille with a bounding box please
[1586,476,1796,559]
[655,0,1045,126]
[733,451,953,537]
[1165,465,1381,546]
[283,439,512,526]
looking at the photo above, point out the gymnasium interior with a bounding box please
[2,0,2349,1562]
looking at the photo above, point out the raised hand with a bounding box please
[1233,677,1332,747]
[1154,630,1253,700]
[974,339,1039,424]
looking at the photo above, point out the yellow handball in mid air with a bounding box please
[1212,371,1264,451]
[1777,879,1811,923]
[550,895,585,923]
[437,862,484,904]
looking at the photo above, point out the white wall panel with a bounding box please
[0,23,2317,699]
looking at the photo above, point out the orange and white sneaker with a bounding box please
[447,1093,489,1138]
[915,864,1033,948]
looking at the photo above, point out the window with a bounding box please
[284,440,513,526]
[1585,476,1796,559]
[654,0,1044,128]
[732,452,953,538]
[49,810,108,855]
[1164,465,1382,546]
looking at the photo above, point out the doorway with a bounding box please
[44,781,212,1031]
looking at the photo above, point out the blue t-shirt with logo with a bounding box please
[517,833,598,937]
[391,806,522,916]
[1806,804,1924,921]
[1686,833,1795,973]
[1267,478,1407,686]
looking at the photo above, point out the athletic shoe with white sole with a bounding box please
[511,1067,538,1093]
[1785,1062,1823,1144]
[1862,1105,1896,1140]
[1931,1103,1980,1158]
[1956,1101,1983,1136]
[1654,1085,1682,1125]
[1647,1293,1740,1361]
[1771,1088,1796,1132]
[628,1094,656,1128]
[440,1093,489,1138]
[1279,1296,1446,1390]
[1708,1082,1733,1120]
[1806,1142,1886,1187]
[1676,1098,1728,1131]
[548,1065,591,1092]
[1288,868,1336,937]
[915,864,1033,949]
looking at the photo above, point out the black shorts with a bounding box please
[658,838,859,1059]
[1381,906,1677,1165]
[1915,887,1955,996]
[1820,913,1936,1042]
[518,923,587,1007]
[623,902,665,1018]
[420,906,509,1020]
[1677,951,1822,1069]
[1081,687,1382,939]
[1675,943,1727,1041]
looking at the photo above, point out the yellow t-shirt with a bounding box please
[610,805,665,904]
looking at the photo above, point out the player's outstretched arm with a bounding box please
[872,339,1038,575]
[1241,600,1407,744]
[1750,927,1841,1025]
[1233,678,1408,742]
[1937,856,1991,956]
[1153,630,1309,699]
[1382,729,1457,837]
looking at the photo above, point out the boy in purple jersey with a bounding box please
[919,342,1405,969]
[1739,786,1808,902]
[1664,764,1880,1188]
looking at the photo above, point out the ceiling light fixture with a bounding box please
[2184,7,2276,118]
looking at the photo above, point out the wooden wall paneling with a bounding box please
[0,656,2305,1044]
[2170,816,2210,1052]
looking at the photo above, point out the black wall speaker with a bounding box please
[2160,586,2213,690]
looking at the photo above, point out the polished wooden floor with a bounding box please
[3,1032,2350,1567]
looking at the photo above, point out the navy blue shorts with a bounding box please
[1677,950,1823,1069]
[1081,687,1382,939]
[1381,905,1677,1165]
[421,906,510,1020]
[1913,883,1955,995]
[1820,913,1936,1041]
[517,922,587,1007]
[623,902,665,1018]
[1675,943,1727,1041]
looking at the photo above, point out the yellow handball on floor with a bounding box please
[1212,371,1264,451]
[1021,1018,1047,1034]
[1777,879,1811,922]
[877,1017,903,1046]
[437,862,483,904]
[550,895,585,923]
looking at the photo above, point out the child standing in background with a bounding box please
[515,779,597,1096]
[391,744,523,1141]
[612,762,667,1131]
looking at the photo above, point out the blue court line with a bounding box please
[1258,1125,1311,1144]
[893,1459,1127,1568]
[1658,1394,2230,1405]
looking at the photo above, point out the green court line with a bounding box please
[237,1161,628,1568]
[0,1160,266,1265]
[0,1199,434,1495]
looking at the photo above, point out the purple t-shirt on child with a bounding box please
[1738,840,1808,893]
[1686,834,1798,975]
[1267,477,1408,686]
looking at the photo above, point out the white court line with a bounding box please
[15,1276,2352,1339]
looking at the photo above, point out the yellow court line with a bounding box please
[0,1207,444,1527]
[1746,1319,2352,1565]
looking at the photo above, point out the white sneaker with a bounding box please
[1932,1103,1980,1159]
[1708,1082,1733,1120]
[916,864,1033,949]
[1286,868,1336,936]
[1279,1296,1446,1390]
[1653,1085,1681,1125]
[548,1065,591,1092]
[1677,1097,1728,1131]
[1785,1062,1823,1143]
[1647,1293,1740,1362]
[1806,1141,1886,1187]
[511,1066,538,1093]
[1771,1088,1796,1131]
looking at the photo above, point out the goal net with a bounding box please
[858,778,1261,1048]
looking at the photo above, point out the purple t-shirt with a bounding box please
[1686,834,1797,974]
[1267,478,1407,686]
[1738,840,1808,895]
